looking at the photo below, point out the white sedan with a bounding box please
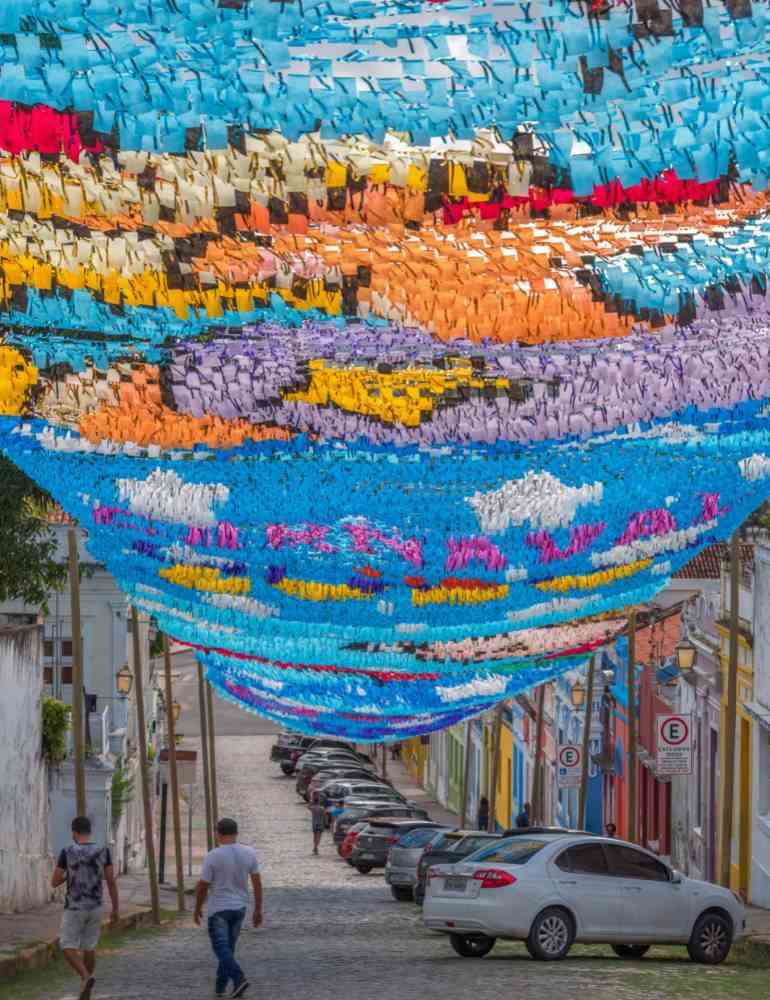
[423,834,745,963]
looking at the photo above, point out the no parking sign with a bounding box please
[557,744,582,789]
[656,714,693,775]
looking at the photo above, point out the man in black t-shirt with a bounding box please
[52,816,119,1000]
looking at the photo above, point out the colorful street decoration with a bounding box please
[3,0,770,736]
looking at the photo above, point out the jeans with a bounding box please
[208,908,246,992]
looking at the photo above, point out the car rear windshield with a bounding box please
[465,839,548,865]
[456,836,498,854]
[431,832,461,850]
[397,827,439,848]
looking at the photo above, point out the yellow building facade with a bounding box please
[718,623,754,897]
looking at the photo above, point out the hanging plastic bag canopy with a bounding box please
[2,0,770,737]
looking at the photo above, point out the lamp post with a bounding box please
[116,664,134,697]
[674,636,698,672]
[571,679,586,709]
[577,657,596,831]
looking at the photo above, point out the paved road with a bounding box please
[38,706,762,1000]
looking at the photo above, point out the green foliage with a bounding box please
[149,626,164,658]
[111,759,135,828]
[41,696,70,766]
[0,456,67,610]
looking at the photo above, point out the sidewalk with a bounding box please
[381,753,461,828]
[0,737,210,981]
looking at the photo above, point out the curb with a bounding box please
[0,908,172,982]
[735,936,770,964]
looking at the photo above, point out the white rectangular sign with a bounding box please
[557,744,582,789]
[656,714,693,776]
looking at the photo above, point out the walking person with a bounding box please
[515,802,531,828]
[194,818,263,998]
[309,793,326,855]
[51,815,119,1000]
[477,795,490,831]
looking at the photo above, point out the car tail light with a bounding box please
[472,869,517,890]
[387,836,398,845]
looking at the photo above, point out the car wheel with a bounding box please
[355,864,373,874]
[611,944,650,960]
[280,763,294,775]
[526,907,574,961]
[687,912,733,965]
[390,885,413,903]
[449,934,496,959]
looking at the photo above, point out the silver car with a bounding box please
[385,827,453,902]
[423,834,745,964]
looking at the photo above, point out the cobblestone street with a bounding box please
[22,699,767,1000]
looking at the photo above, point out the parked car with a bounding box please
[295,753,375,796]
[324,782,406,821]
[385,826,454,901]
[339,821,369,861]
[414,830,501,905]
[316,777,396,805]
[307,768,385,800]
[333,802,431,846]
[423,834,746,964]
[351,818,443,875]
[270,734,316,773]
[271,735,356,771]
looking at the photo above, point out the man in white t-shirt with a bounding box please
[194,818,263,998]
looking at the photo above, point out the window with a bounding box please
[554,849,572,872]
[43,639,54,659]
[562,842,610,875]
[605,844,669,881]
[466,839,547,866]
[435,833,462,851]
[61,639,73,658]
[457,836,497,855]
[397,827,439,848]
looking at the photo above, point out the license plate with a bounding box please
[444,877,467,892]
[358,853,376,860]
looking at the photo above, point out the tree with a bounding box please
[0,455,67,608]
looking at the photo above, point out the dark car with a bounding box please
[307,764,380,799]
[413,830,502,904]
[323,780,406,813]
[272,736,356,774]
[308,768,386,800]
[333,802,431,846]
[351,818,444,875]
[295,752,376,797]
[270,734,316,772]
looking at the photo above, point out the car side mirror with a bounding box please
[670,870,683,885]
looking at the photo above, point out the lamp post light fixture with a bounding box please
[571,678,586,709]
[116,664,134,697]
[674,636,698,672]
[170,700,182,724]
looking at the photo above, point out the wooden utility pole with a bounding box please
[488,704,503,831]
[130,607,160,924]
[627,608,638,843]
[67,527,87,816]
[460,720,473,828]
[205,682,219,827]
[197,666,214,850]
[163,635,185,912]
[531,684,546,824]
[720,532,741,888]
[578,656,596,831]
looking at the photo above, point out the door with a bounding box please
[552,842,621,939]
[605,844,690,941]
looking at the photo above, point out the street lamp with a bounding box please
[571,679,586,709]
[116,664,134,696]
[674,636,698,672]
[170,700,181,724]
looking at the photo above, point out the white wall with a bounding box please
[0,625,51,912]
